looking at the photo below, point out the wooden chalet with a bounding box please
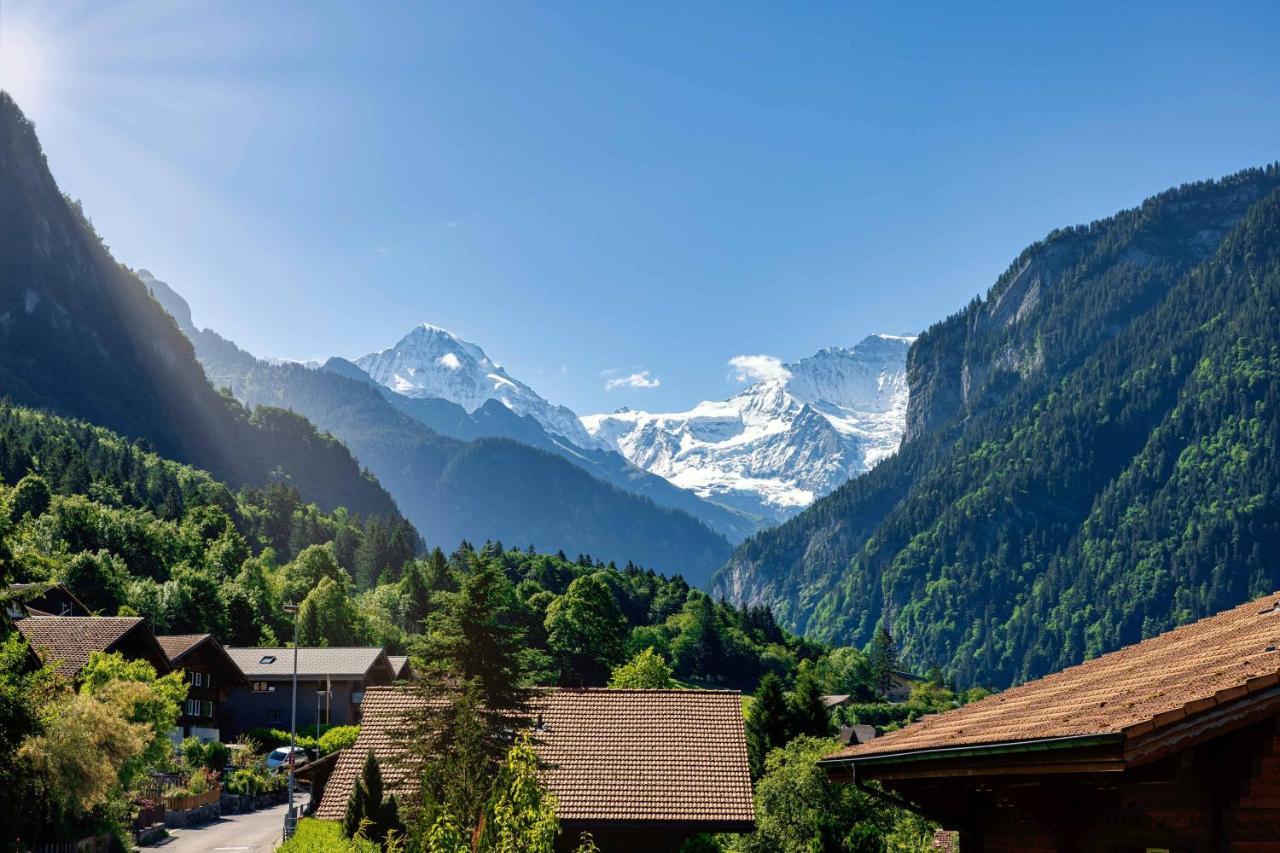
[15,615,170,680]
[156,634,249,742]
[314,686,755,852]
[4,582,91,619]
[819,592,1280,851]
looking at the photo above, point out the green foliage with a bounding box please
[719,164,1280,689]
[281,818,381,853]
[545,573,627,686]
[343,750,402,843]
[319,725,361,755]
[78,651,187,787]
[608,647,675,689]
[744,673,789,781]
[298,575,362,646]
[479,733,560,853]
[788,664,832,740]
[729,737,932,853]
[868,625,898,697]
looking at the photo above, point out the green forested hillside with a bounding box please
[714,165,1280,687]
[0,93,397,519]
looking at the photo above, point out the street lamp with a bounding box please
[282,603,300,841]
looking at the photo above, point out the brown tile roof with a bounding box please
[16,616,148,677]
[315,686,754,828]
[155,634,210,662]
[826,591,1280,764]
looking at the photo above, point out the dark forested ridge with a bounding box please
[714,164,1280,687]
[0,93,399,520]
[182,325,734,583]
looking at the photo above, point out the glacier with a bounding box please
[582,334,914,524]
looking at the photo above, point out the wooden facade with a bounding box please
[158,634,249,742]
[819,593,1280,852]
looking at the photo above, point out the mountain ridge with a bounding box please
[712,163,1280,688]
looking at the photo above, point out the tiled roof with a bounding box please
[315,687,754,827]
[822,694,851,707]
[16,616,146,677]
[155,634,210,662]
[224,647,388,678]
[387,655,410,678]
[828,591,1280,763]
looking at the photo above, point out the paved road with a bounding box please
[146,801,293,852]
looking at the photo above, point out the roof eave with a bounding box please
[819,732,1124,770]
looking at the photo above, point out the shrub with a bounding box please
[279,818,380,852]
[319,725,360,755]
[204,740,231,771]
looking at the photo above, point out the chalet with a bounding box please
[223,646,399,732]
[5,583,91,619]
[819,592,1280,851]
[884,669,926,703]
[16,615,171,679]
[156,634,249,743]
[315,687,755,852]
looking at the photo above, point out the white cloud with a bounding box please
[603,370,661,391]
[437,353,462,370]
[727,354,791,384]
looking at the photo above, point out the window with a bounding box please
[253,681,276,693]
[267,709,282,722]
[202,700,214,718]
[260,655,276,664]
[190,672,203,687]
[184,699,214,718]
[207,672,214,689]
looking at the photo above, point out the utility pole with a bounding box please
[282,603,299,841]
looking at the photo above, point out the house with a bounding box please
[819,592,1280,850]
[315,686,755,852]
[838,723,876,746]
[822,693,852,711]
[884,670,925,703]
[156,634,249,743]
[223,647,398,732]
[16,615,171,679]
[5,583,91,619]
[387,654,412,680]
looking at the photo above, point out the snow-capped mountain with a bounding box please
[356,324,594,448]
[582,334,914,523]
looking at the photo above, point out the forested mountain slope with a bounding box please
[0,92,398,519]
[713,164,1280,687]
[180,324,734,583]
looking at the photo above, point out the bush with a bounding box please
[204,740,230,771]
[318,725,360,755]
[279,818,380,852]
[244,727,319,751]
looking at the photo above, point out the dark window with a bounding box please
[267,709,281,722]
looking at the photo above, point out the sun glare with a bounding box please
[0,12,54,113]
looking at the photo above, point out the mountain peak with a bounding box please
[356,325,592,447]
[583,338,911,522]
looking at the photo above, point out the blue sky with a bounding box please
[3,1,1278,414]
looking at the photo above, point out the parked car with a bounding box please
[265,745,310,771]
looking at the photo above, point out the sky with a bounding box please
[2,1,1279,415]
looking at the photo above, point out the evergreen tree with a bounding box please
[789,665,832,739]
[869,625,898,698]
[745,672,791,780]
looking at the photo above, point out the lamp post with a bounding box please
[282,603,299,841]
